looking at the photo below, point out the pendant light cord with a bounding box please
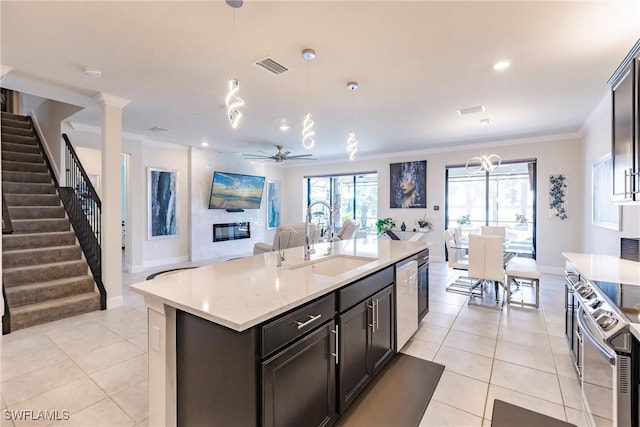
[232,9,237,77]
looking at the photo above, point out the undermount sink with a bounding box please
[284,255,377,276]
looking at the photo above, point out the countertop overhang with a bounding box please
[562,252,640,286]
[131,238,428,332]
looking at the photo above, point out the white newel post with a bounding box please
[95,93,129,308]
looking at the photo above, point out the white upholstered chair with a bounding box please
[481,226,506,239]
[253,222,319,255]
[468,234,506,308]
[334,219,359,240]
[444,228,468,270]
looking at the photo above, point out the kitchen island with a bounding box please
[131,238,428,426]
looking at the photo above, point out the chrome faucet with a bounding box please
[305,200,333,260]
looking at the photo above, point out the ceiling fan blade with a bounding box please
[258,150,274,156]
[287,157,316,160]
[282,151,291,157]
[285,154,314,158]
[243,155,273,159]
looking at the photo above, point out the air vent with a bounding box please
[148,126,169,133]
[254,57,289,75]
[621,238,640,262]
[456,105,486,116]
[619,357,630,394]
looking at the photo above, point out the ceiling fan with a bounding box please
[243,145,315,163]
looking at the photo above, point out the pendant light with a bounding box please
[465,118,501,174]
[346,81,359,160]
[302,48,316,149]
[225,0,245,129]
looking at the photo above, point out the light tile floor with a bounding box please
[0,260,586,426]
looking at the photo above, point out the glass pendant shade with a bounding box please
[302,112,315,149]
[347,131,358,160]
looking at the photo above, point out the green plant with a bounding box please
[375,217,396,235]
[516,213,528,224]
[456,214,470,225]
[415,214,433,231]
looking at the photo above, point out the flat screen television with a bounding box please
[208,171,266,210]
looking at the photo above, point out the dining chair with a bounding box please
[445,228,476,294]
[481,225,506,239]
[468,234,506,309]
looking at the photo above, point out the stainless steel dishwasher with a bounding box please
[396,258,418,350]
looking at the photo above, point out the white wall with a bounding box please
[581,94,640,255]
[67,127,190,272]
[190,149,285,261]
[20,94,82,181]
[283,135,584,273]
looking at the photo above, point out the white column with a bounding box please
[95,93,130,308]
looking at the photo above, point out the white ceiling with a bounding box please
[2,1,639,163]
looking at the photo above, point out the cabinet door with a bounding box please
[338,300,371,413]
[370,285,395,376]
[611,62,636,201]
[262,321,336,427]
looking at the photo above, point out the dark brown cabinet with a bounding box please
[262,321,337,427]
[609,39,640,202]
[338,285,395,413]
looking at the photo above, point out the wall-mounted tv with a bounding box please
[208,171,266,210]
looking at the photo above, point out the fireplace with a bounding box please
[213,222,250,242]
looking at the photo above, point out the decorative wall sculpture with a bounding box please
[548,174,567,220]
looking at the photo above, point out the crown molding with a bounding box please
[0,65,12,81]
[94,92,130,108]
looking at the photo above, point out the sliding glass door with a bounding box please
[306,173,378,235]
[445,160,536,258]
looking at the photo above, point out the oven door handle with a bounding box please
[577,305,616,364]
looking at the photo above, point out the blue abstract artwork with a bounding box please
[148,168,178,238]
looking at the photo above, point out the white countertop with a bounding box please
[131,238,428,332]
[563,252,640,285]
[564,252,640,339]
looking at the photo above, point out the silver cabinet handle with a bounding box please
[625,168,630,198]
[331,325,339,365]
[296,314,322,329]
[375,300,380,331]
[368,303,375,330]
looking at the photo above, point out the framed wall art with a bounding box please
[148,167,178,239]
[389,160,427,208]
[592,154,621,230]
[267,180,281,229]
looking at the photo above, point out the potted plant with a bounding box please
[415,215,433,232]
[456,214,470,225]
[375,217,396,236]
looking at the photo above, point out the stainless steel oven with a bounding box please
[574,279,633,426]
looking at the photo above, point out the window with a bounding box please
[305,173,378,235]
[445,160,537,258]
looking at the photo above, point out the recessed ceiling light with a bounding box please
[201,141,209,147]
[279,123,290,132]
[480,118,491,126]
[84,67,102,78]
[493,60,511,71]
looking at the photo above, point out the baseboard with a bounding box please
[142,255,190,269]
[107,295,124,309]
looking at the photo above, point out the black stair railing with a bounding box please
[28,120,106,309]
[60,133,105,310]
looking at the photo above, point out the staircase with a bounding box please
[1,112,100,331]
